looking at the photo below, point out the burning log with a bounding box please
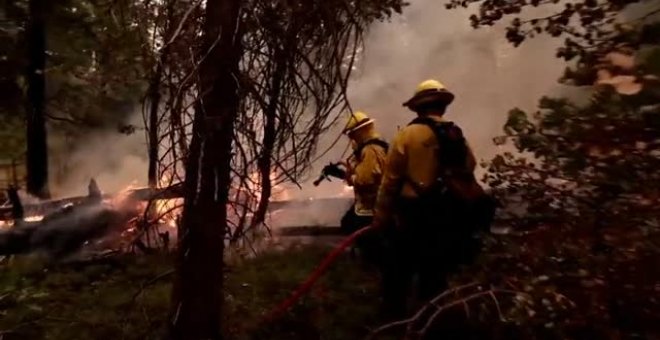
[0,202,134,258]
[0,180,147,258]
[0,182,184,221]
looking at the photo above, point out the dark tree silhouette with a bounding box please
[25,0,50,199]
[168,0,243,338]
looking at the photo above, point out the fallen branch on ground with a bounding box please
[131,269,175,302]
[366,283,525,340]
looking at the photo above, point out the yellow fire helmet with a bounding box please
[403,79,455,110]
[343,110,375,135]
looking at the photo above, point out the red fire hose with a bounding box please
[263,225,374,322]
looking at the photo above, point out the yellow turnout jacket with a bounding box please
[373,115,477,226]
[346,128,388,216]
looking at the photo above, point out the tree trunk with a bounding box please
[168,0,242,338]
[146,0,176,189]
[25,0,50,199]
[147,62,162,188]
[237,46,287,241]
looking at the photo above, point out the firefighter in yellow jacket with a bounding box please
[373,79,481,319]
[340,111,388,264]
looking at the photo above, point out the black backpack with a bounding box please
[407,117,496,236]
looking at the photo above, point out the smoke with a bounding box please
[42,2,570,229]
[267,198,353,229]
[290,1,569,198]
[275,1,571,225]
[50,111,149,198]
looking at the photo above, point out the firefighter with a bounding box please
[339,111,388,264]
[372,79,481,319]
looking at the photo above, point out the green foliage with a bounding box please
[227,246,383,339]
[485,45,660,230]
[0,247,382,340]
[0,114,26,160]
[447,0,660,93]
[43,0,148,133]
[447,0,658,50]
[452,225,660,338]
[0,2,27,163]
[445,0,660,231]
[445,0,660,336]
[0,0,151,165]
[1,237,657,339]
[0,2,25,119]
[0,254,172,340]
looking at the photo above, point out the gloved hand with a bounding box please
[322,163,346,180]
[338,158,355,185]
[344,159,355,179]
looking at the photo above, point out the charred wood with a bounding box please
[0,183,184,221]
[0,202,132,258]
[7,186,24,221]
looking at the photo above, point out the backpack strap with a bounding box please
[404,117,468,194]
[353,138,389,160]
[407,117,468,173]
[400,118,496,238]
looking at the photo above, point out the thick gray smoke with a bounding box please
[49,111,148,197]
[277,1,569,226]
[45,1,570,229]
[296,2,567,195]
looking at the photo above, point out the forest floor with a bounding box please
[0,223,658,339]
[0,243,383,340]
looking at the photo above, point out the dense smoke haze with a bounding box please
[49,1,568,216]
[291,0,568,200]
[49,112,148,198]
[270,1,571,227]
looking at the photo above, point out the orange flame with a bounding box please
[154,173,182,229]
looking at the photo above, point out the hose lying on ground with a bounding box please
[263,225,374,322]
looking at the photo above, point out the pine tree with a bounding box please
[444,0,660,236]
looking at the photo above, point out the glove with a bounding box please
[322,163,346,179]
